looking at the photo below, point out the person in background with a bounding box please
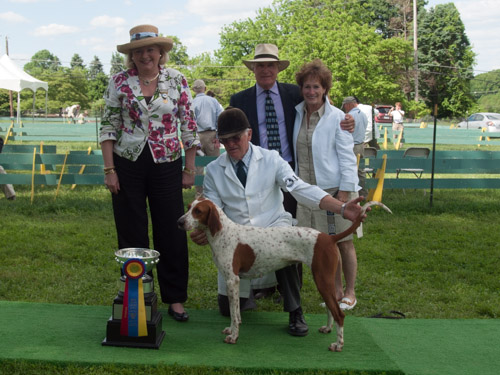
[342,96,368,198]
[190,107,366,336]
[292,59,361,311]
[389,102,405,140]
[0,137,15,200]
[230,43,356,302]
[192,79,223,193]
[67,104,80,123]
[358,99,380,149]
[77,110,89,124]
[100,24,200,323]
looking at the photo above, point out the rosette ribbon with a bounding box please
[120,258,147,337]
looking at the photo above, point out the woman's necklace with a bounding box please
[140,72,160,86]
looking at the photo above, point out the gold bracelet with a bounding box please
[104,168,116,175]
[183,167,195,175]
[103,166,116,172]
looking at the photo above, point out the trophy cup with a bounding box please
[102,248,165,349]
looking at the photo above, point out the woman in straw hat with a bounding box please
[100,24,200,322]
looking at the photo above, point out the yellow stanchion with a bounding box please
[394,130,403,150]
[4,123,14,144]
[55,151,69,200]
[71,147,92,190]
[367,154,387,202]
[31,147,36,204]
[382,128,388,150]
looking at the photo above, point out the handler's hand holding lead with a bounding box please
[190,229,208,245]
[344,196,369,222]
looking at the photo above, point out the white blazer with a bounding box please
[293,100,360,192]
[203,143,327,228]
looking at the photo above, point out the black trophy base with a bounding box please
[102,310,165,349]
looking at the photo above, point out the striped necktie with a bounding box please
[265,90,281,154]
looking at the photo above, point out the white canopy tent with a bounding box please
[0,54,48,123]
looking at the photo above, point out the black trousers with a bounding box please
[112,148,188,304]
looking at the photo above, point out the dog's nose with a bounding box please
[177,217,185,229]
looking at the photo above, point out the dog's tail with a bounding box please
[330,201,392,243]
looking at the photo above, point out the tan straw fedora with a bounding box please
[243,44,289,71]
[117,25,173,54]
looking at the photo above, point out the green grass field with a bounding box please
[1,140,500,374]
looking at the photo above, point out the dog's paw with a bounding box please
[222,327,232,335]
[328,342,343,352]
[224,335,238,344]
[319,325,332,334]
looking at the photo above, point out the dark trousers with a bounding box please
[112,148,188,304]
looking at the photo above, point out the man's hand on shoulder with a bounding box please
[341,114,355,133]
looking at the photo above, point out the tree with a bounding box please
[471,70,500,113]
[24,50,61,73]
[70,54,85,69]
[418,3,475,117]
[166,36,190,66]
[88,56,104,79]
[216,0,413,106]
[110,52,125,75]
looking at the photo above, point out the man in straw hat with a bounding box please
[190,107,365,337]
[229,43,356,304]
[100,24,199,323]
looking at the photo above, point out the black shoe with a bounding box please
[218,293,256,317]
[288,306,308,336]
[168,306,189,322]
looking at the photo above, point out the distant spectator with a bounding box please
[0,137,15,200]
[67,104,81,123]
[192,79,223,193]
[78,110,89,124]
[388,102,405,140]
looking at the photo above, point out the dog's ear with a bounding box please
[207,204,222,236]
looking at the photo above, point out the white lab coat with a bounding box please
[203,143,328,296]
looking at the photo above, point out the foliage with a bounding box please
[70,54,85,69]
[87,72,109,103]
[471,69,500,113]
[88,56,105,79]
[216,0,413,106]
[167,36,190,66]
[110,52,125,76]
[23,49,61,72]
[417,3,475,117]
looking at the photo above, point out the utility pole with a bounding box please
[413,0,419,102]
[6,36,14,118]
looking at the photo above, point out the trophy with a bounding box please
[102,248,165,349]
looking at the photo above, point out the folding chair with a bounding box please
[362,147,377,178]
[396,147,430,178]
[396,147,430,195]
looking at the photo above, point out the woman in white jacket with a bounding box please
[292,59,361,311]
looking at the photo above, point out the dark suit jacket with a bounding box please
[229,82,302,156]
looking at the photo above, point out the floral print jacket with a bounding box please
[99,66,200,163]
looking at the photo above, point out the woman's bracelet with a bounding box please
[183,167,196,175]
[340,202,347,219]
[103,166,115,172]
[104,168,116,175]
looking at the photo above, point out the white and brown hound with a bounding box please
[177,197,391,352]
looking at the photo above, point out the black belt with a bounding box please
[199,129,216,132]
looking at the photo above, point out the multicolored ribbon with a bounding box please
[120,259,147,337]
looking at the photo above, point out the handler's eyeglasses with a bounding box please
[218,132,246,145]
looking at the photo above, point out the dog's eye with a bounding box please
[193,208,201,215]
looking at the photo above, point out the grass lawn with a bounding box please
[1,142,500,374]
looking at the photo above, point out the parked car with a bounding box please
[457,112,500,133]
[374,105,393,124]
